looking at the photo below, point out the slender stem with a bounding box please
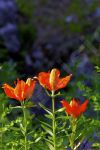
[1,104,5,150]
[51,90,56,150]
[70,118,77,150]
[1,123,3,150]
[21,101,27,150]
[11,144,14,150]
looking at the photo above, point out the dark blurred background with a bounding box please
[0,0,100,109]
[0,0,100,78]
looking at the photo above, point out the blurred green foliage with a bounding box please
[18,23,37,51]
[16,0,37,54]
[0,62,19,86]
[16,0,34,19]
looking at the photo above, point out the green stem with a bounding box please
[21,101,27,150]
[0,124,3,150]
[1,124,3,150]
[70,118,77,150]
[11,144,14,150]
[1,104,5,150]
[52,91,56,150]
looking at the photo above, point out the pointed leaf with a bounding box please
[55,107,65,113]
[41,124,53,136]
[39,103,53,116]
[46,142,54,150]
[39,120,52,128]
[45,114,53,120]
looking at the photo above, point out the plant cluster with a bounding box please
[0,68,100,150]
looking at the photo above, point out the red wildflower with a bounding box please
[2,78,35,101]
[61,98,88,118]
[38,68,72,91]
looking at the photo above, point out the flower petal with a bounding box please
[25,78,35,98]
[71,107,81,118]
[38,72,51,90]
[80,99,88,113]
[61,100,72,115]
[70,98,79,107]
[56,74,72,91]
[14,80,26,100]
[61,98,88,118]
[2,84,16,99]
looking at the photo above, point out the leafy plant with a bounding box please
[0,67,99,150]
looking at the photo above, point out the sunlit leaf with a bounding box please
[46,142,54,150]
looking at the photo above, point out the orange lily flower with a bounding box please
[2,78,35,101]
[61,98,88,118]
[38,68,72,91]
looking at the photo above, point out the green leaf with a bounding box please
[46,142,54,150]
[55,108,65,113]
[95,66,100,73]
[56,116,68,121]
[92,143,100,149]
[39,120,52,128]
[34,137,42,143]
[41,124,53,136]
[56,138,63,147]
[19,123,25,135]
[39,103,53,116]
[45,114,53,120]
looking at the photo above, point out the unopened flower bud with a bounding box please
[49,68,58,91]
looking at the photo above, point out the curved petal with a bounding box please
[38,72,51,90]
[25,78,36,98]
[14,80,26,100]
[70,98,81,118]
[70,98,79,107]
[80,99,88,113]
[71,99,88,118]
[55,74,72,91]
[2,84,16,99]
[61,100,72,115]
[54,69,60,78]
